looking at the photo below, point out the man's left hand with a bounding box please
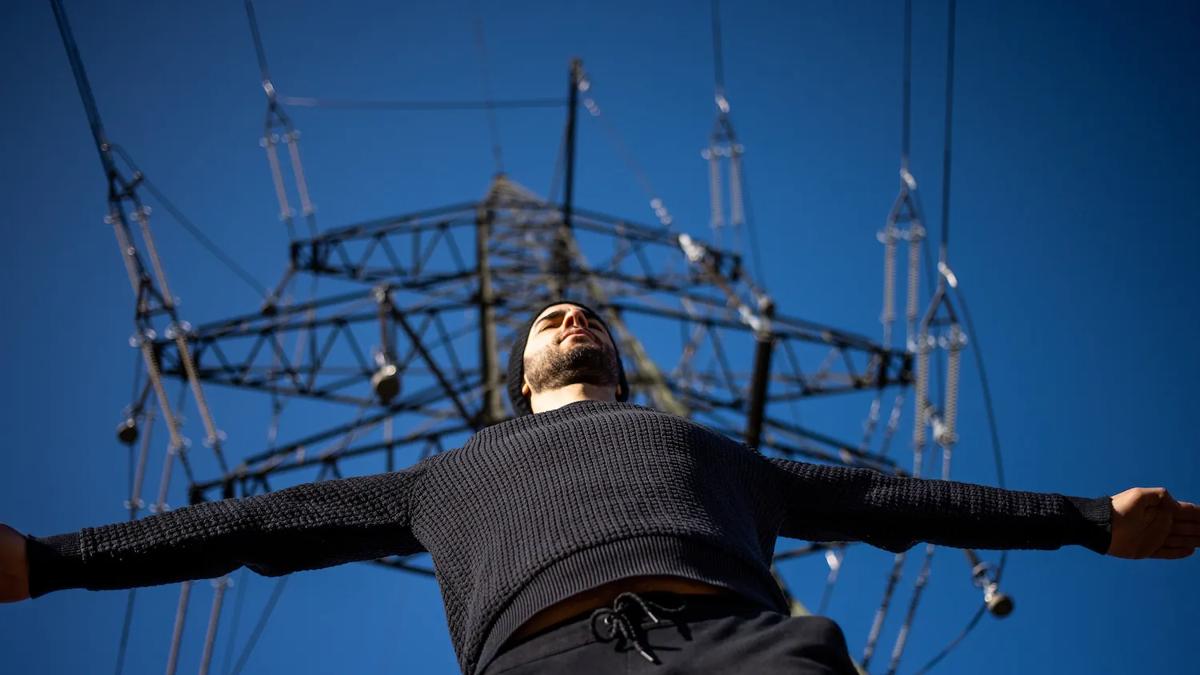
[1108,487,1199,559]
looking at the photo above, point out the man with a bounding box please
[1,300,1197,674]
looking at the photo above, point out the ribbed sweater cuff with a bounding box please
[1064,495,1113,555]
[25,532,86,598]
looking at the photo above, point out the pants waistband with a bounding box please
[575,590,768,622]
[487,590,781,674]
[505,590,773,650]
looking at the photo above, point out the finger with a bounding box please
[1165,535,1200,548]
[0,573,19,601]
[1162,490,1179,509]
[1150,547,1195,560]
[1172,501,1200,521]
[1169,522,1200,536]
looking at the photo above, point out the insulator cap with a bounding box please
[985,588,1014,618]
[116,417,139,446]
[371,364,401,404]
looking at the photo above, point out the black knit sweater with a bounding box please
[26,400,1112,674]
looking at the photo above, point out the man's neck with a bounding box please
[529,383,617,414]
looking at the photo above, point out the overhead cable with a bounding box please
[938,0,957,265]
[706,0,766,284]
[577,77,675,228]
[228,576,290,675]
[901,0,913,170]
[279,95,564,110]
[903,1,1015,671]
[471,6,505,174]
[243,0,274,95]
[111,146,270,299]
[48,0,118,181]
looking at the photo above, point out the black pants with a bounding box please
[482,591,859,675]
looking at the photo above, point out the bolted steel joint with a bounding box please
[128,329,156,347]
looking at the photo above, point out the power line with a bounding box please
[954,286,1006,490]
[711,0,726,103]
[220,570,250,675]
[914,2,1014,670]
[471,6,505,174]
[49,0,118,184]
[901,0,913,170]
[733,160,766,287]
[53,2,987,673]
[908,283,1013,674]
[912,603,987,674]
[110,146,271,300]
[243,0,273,88]
[278,95,564,110]
[938,0,957,265]
[113,589,137,675]
[706,0,765,284]
[227,576,289,675]
[577,79,676,228]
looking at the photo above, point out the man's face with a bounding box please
[521,303,620,398]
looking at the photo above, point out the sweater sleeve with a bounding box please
[764,458,1112,555]
[24,467,426,598]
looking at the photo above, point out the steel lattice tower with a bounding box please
[47,1,1014,673]
[170,173,912,510]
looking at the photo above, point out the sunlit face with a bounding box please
[521,303,621,398]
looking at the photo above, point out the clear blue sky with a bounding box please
[1,1,1197,673]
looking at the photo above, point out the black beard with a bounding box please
[524,339,618,393]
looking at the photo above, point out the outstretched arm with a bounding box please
[765,458,1115,554]
[0,467,425,602]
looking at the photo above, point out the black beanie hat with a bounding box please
[506,300,630,416]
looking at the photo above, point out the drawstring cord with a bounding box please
[589,592,687,664]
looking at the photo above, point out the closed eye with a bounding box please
[535,310,608,335]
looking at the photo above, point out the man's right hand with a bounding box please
[0,524,31,602]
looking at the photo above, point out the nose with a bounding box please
[563,306,589,330]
